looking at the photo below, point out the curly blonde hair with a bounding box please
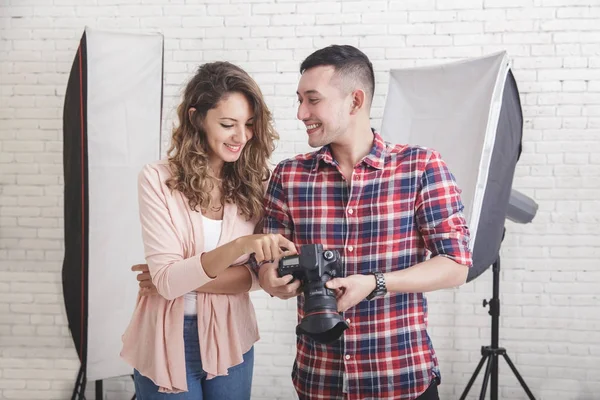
[165,61,278,220]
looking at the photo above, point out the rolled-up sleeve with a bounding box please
[263,164,293,238]
[138,164,214,300]
[415,150,473,267]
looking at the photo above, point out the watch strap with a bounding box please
[366,271,386,300]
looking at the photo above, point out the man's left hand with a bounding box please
[132,264,157,296]
[325,274,376,312]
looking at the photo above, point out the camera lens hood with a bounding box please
[296,312,349,344]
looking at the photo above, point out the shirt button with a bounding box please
[347,246,354,252]
[345,354,351,360]
[348,208,354,215]
[346,318,351,325]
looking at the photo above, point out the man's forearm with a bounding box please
[384,256,469,294]
[195,265,253,294]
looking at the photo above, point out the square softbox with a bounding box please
[380,51,524,281]
[62,27,164,385]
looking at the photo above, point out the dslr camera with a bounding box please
[278,244,349,344]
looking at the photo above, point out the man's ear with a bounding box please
[349,89,365,115]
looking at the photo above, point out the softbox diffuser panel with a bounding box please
[62,27,164,381]
[380,51,523,281]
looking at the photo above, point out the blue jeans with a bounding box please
[133,315,254,400]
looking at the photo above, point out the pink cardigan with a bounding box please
[121,160,260,393]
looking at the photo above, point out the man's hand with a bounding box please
[325,274,377,313]
[132,264,157,296]
[258,262,301,300]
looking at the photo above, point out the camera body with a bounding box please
[277,244,339,287]
[278,244,348,344]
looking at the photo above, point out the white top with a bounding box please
[184,215,223,315]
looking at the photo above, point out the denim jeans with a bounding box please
[133,315,254,400]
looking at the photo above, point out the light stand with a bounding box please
[71,365,86,400]
[459,245,536,400]
[70,370,136,400]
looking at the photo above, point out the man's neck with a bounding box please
[330,119,374,174]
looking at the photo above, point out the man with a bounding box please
[255,45,472,400]
[135,45,472,400]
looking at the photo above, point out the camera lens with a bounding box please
[297,279,349,344]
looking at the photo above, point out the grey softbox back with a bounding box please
[380,52,523,281]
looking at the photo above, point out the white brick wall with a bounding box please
[1,1,599,399]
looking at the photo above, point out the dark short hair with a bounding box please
[300,45,375,107]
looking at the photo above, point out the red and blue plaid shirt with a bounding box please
[262,131,472,400]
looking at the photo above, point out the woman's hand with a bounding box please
[236,233,297,263]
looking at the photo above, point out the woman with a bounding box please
[121,61,296,399]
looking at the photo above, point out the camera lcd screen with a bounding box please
[282,256,299,266]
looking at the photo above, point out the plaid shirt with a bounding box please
[262,131,472,400]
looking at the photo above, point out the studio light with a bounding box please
[61,27,164,399]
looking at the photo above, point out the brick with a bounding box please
[554,32,599,43]
[295,25,341,37]
[485,0,534,7]
[389,23,435,35]
[297,2,341,14]
[268,38,312,50]
[503,32,553,44]
[271,14,315,26]
[542,19,599,31]
[456,9,504,21]
[436,21,483,34]
[342,24,388,36]
[0,381,27,390]
[453,33,502,45]
[225,15,269,27]
[252,3,295,14]
[203,27,251,38]
[557,6,600,18]
[181,16,223,27]
[485,20,534,32]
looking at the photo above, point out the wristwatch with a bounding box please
[366,272,386,300]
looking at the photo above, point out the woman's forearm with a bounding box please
[200,238,245,278]
[195,265,253,294]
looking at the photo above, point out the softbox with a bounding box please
[380,51,525,282]
[62,26,164,390]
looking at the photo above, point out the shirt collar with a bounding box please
[313,129,386,172]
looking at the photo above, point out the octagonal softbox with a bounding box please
[380,51,523,282]
[62,27,164,387]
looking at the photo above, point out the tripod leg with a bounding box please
[80,369,87,400]
[502,353,536,400]
[459,353,489,400]
[491,353,498,400]
[96,380,103,400]
[131,374,136,400]
[71,365,84,400]
[479,354,493,400]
